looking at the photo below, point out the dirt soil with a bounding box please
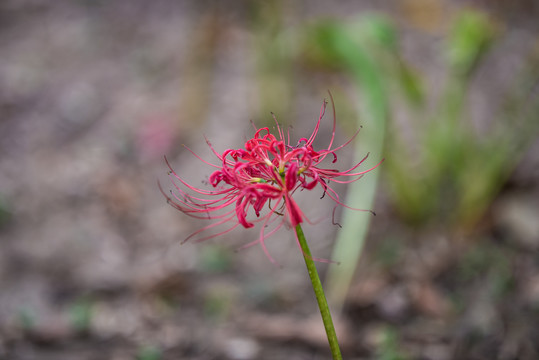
[1,1,539,359]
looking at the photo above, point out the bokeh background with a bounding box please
[1,1,538,359]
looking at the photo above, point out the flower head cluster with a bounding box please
[161,97,382,263]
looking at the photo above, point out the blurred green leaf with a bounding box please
[447,10,496,76]
[299,15,391,312]
[300,21,350,70]
[136,345,162,360]
[375,327,410,360]
[68,298,93,332]
[18,308,36,331]
[0,194,12,229]
[384,8,538,229]
[397,61,425,106]
[346,14,397,52]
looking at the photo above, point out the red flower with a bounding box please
[160,97,382,263]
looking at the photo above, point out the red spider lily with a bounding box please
[160,96,382,263]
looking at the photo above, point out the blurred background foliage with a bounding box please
[1,0,539,359]
[297,7,538,312]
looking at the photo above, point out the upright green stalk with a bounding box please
[295,224,342,360]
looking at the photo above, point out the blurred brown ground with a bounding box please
[0,1,538,359]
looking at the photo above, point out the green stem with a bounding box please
[295,224,343,360]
